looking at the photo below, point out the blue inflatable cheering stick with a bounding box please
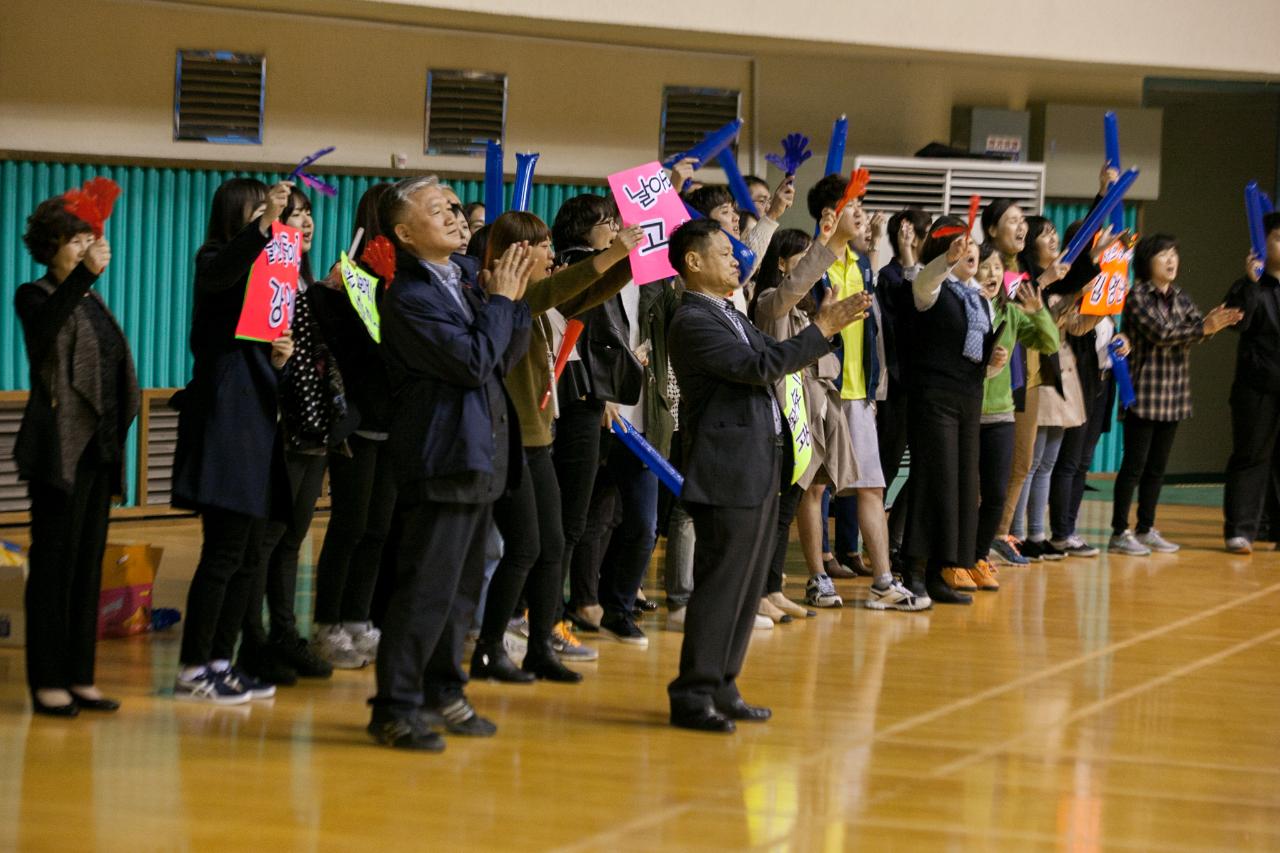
[1109,337,1136,410]
[611,417,683,497]
[1103,111,1125,234]
[510,152,540,212]
[715,148,759,215]
[824,115,848,177]
[1061,168,1140,264]
[682,201,756,284]
[484,139,504,225]
[661,118,743,171]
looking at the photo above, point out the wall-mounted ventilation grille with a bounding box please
[0,398,28,514]
[425,70,507,156]
[173,50,266,144]
[139,391,180,507]
[854,156,1046,219]
[660,86,740,161]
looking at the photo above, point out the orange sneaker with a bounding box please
[942,567,977,592]
[968,560,1000,591]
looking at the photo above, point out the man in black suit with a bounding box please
[368,177,534,751]
[666,219,872,733]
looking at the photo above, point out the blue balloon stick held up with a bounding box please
[611,417,683,497]
[1061,168,1139,264]
[484,140,504,225]
[824,115,848,177]
[662,118,743,171]
[715,148,758,215]
[1103,112,1125,233]
[510,152,540,212]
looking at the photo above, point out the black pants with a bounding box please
[243,451,328,648]
[765,483,803,595]
[180,508,266,666]
[903,387,981,568]
[1050,373,1110,541]
[25,450,113,692]
[1111,416,1179,535]
[314,435,397,624]
[669,444,782,713]
[483,446,564,646]
[372,499,491,719]
[554,398,605,608]
[975,421,1016,562]
[1223,384,1280,541]
[877,388,910,550]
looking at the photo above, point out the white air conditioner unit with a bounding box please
[852,155,1046,263]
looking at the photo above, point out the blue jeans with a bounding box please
[597,436,659,617]
[1013,426,1065,540]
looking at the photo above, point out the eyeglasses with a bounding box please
[594,217,621,231]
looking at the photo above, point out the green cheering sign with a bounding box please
[782,372,812,485]
[340,252,381,343]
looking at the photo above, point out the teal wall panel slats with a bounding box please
[1042,201,1139,474]
[1,157,607,507]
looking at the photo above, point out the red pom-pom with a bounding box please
[62,177,121,238]
[361,236,397,283]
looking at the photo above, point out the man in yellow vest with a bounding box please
[805,175,927,611]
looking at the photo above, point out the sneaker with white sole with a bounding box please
[990,536,1030,566]
[310,624,368,670]
[1138,529,1180,553]
[1225,537,1253,554]
[174,669,251,705]
[346,622,381,661]
[805,573,843,608]
[865,579,931,611]
[551,621,598,661]
[1053,535,1100,558]
[221,667,276,700]
[599,612,648,647]
[1109,530,1151,556]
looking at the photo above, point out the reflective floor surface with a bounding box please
[1,496,1278,851]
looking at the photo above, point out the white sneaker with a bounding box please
[310,624,367,669]
[865,579,931,611]
[345,622,381,661]
[753,614,773,630]
[1226,537,1253,554]
[1138,529,1180,553]
[666,606,686,632]
[805,573,843,608]
[1108,530,1151,556]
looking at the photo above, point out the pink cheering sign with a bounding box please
[608,162,691,285]
[236,221,302,342]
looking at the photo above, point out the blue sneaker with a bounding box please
[990,536,1030,566]
[174,669,251,705]
[221,667,277,700]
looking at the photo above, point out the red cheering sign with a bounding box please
[236,221,302,341]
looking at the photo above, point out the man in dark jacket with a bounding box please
[1223,211,1280,553]
[368,177,533,751]
[665,219,870,733]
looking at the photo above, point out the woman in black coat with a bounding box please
[15,196,140,716]
[171,178,296,705]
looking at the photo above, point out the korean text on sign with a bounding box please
[236,221,302,341]
[607,161,692,285]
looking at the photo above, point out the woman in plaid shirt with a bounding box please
[1109,235,1242,555]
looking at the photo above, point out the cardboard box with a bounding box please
[0,561,26,649]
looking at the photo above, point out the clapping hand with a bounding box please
[483,241,535,301]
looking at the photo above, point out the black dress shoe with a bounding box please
[236,644,299,686]
[522,642,583,683]
[717,699,772,722]
[470,642,536,683]
[70,692,121,712]
[925,575,972,605]
[272,636,334,679]
[670,706,736,733]
[636,597,659,612]
[32,695,79,718]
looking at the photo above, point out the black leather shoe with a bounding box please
[636,597,659,612]
[273,636,334,679]
[470,642,536,683]
[522,642,583,683]
[32,695,79,718]
[717,699,772,722]
[926,574,972,605]
[902,567,929,600]
[236,644,299,686]
[70,692,121,712]
[670,706,736,733]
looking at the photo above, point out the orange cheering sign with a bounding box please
[1081,232,1136,316]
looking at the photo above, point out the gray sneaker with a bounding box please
[1138,529,1180,553]
[805,573,843,608]
[1109,530,1152,556]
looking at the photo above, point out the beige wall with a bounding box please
[0,0,752,177]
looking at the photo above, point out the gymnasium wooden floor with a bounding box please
[2,494,1279,851]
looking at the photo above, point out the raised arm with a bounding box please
[753,241,838,322]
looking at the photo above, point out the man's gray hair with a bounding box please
[379,175,442,249]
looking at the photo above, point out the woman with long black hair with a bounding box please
[171,177,296,704]
[15,194,139,716]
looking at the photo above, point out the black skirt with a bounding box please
[902,385,983,568]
